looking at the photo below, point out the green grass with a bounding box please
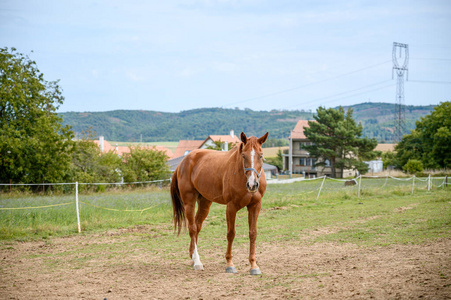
[0,178,450,250]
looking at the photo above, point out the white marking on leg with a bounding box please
[192,243,204,270]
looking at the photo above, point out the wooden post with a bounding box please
[75,182,81,233]
[358,175,362,198]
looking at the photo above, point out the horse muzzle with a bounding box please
[246,181,259,193]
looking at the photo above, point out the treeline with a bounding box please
[1,47,169,186]
[381,102,451,174]
[60,104,434,143]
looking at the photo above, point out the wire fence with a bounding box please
[0,175,449,233]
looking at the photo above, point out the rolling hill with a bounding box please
[59,102,435,143]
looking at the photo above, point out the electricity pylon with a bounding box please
[392,42,409,143]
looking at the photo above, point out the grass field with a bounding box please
[1,180,450,299]
[1,177,449,244]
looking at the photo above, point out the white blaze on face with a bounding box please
[248,148,256,188]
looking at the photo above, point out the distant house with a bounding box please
[172,130,241,159]
[173,140,204,158]
[283,120,357,178]
[93,136,174,159]
[199,130,241,151]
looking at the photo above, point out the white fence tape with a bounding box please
[1,175,448,232]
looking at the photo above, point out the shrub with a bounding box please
[403,159,424,174]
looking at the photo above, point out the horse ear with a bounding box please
[240,132,247,144]
[258,132,269,145]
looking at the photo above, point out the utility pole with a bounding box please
[392,42,409,143]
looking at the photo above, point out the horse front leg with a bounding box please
[247,201,262,275]
[225,203,238,273]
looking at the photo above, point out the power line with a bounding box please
[222,60,392,107]
[409,79,451,84]
[284,80,395,110]
[410,57,451,62]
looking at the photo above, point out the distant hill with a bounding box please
[59,103,435,143]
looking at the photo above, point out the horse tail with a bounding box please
[170,168,185,236]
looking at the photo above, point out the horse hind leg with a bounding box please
[190,197,212,271]
[184,201,203,270]
[195,197,212,242]
[225,203,238,273]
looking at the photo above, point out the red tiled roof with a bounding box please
[174,140,204,158]
[289,120,312,139]
[93,139,174,158]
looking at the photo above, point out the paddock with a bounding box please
[0,178,450,299]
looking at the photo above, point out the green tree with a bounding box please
[0,48,74,184]
[70,134,122,183]
[395,101,451,170]
[381,151,397,169]
[122,146,170,182]
[403,159,423,174]
[304,106,378,178]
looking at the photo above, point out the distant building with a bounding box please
[173,140,204,158]
[365,159,383,174]
[283,120,357,178]
[199,130,241,151]
[93,136,174,159]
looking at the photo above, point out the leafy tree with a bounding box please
[304,106,378,177]
[403,159,423,174]
[70,134,122,183]
[381,151,397,169]
[122,146,170,182]
[0,47,74,184]
[395,101,451,170]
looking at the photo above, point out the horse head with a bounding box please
[240,132,269,193]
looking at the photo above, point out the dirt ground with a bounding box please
[1,229,450,300]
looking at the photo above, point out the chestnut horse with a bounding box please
[171,132,268,275]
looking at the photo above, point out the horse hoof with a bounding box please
[225,266,237,273]
[250,268,262,275]
[193,264,204,271]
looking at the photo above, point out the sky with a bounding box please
[1,0,450,113]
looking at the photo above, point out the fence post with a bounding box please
[358,175,362,198]
[428,174,431,191]
[75,182,81,233]
[316,176,326,201]
[411,175,415,195]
